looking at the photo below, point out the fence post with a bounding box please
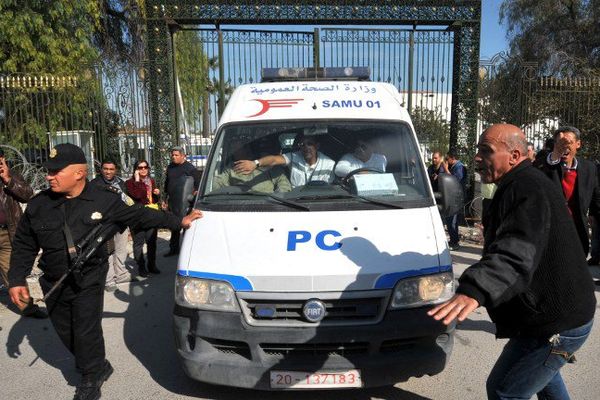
[313,28,320,69]
[407,27,415,114]
[217,25,225,119]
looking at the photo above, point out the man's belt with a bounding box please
[0,224,8,229]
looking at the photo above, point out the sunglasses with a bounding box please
[298,141,317,147]
[137,165,149,170]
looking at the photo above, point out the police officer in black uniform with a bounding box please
[7,144,202,400]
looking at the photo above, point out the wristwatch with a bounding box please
[254,159,260,167]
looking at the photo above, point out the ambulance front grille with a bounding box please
[237,291,390,327]
[260,342,369,357]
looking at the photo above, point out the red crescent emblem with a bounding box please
[247,98,304,118]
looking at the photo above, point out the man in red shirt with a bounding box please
[540,126,600,260]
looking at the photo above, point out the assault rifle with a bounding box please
[37,221,123,303]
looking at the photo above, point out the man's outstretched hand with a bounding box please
[181,209,203,229]
[428,294,479,325]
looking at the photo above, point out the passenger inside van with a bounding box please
[233,133,335,188]
[334,139,388,178]
[212,138,291,193]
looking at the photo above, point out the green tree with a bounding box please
[500,0,600,76]
[174,30,210,137]
[174,30,234,138]
[96,0,146,64]
[0,1,100,74]
[411,106,451,156]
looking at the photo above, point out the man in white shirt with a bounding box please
[233,134,335,188]
[334,139,387,178]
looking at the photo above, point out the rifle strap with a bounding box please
[60,202,78,263]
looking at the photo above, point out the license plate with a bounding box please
[270,370,362,389]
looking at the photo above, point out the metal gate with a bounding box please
[174,27,454,158]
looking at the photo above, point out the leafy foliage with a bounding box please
[174,30,233,138]
[0,0,100,74]
[96,0,146,64]
[411,106,450,155]
[500,0,600,76]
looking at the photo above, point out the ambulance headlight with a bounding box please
[175,276,240,312]
[389,272,455,309]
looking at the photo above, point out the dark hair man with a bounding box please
[0,148,46,318]
[526,141,536,162]
[163,146,201,257]
[429,124,595,399]
[90,160,136,291]
[8,143,202,400]
[540,126,600,257]
[444,151,466,250]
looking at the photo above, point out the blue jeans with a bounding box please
[486,319,594,400]
[445,214,460,244]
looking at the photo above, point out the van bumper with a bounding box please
[173,305,454,390]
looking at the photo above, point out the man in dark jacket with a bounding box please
[90,160,135,291]
[444,151,466,250]
[163,146,200,256]
[429,124,596,399]
[539,126,600,257]
[7,143,202,400]
[0,148,46,318]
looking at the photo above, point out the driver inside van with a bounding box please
[233,133,335,188]
[212,138,291,193]
[334,139,388,177]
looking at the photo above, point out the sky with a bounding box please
[480,0,509,59]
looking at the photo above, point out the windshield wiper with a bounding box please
[291,193,404,209]
[200,191,310,211]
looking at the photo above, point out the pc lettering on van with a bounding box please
[287,230,342,251]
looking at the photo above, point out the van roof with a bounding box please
[219,81,412,127]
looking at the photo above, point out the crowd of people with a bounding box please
[1,124,599,399]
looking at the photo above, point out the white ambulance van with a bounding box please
[173,67,463,390]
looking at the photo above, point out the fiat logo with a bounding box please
[303,299,326,323]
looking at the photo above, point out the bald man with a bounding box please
[429,124,595,400]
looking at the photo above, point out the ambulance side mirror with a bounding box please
[435,174,464,217]
[169,176,196,218]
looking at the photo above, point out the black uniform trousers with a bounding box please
[132,227,157,273]
[168,228,181,253]
[41,275,106,378]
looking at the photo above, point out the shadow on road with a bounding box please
[2,292,78,386]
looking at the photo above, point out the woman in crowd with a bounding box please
[125,160,161,276]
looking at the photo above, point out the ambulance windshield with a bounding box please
[199,120,434,211]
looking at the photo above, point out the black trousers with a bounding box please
[132,227,157,273]
[41,277,106,377]
[169,228,181,253]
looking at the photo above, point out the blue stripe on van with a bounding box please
[374,264,452,289]
[178,270,254,291]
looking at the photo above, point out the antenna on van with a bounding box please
[261,67,371,82]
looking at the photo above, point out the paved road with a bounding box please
[1,234,599,400]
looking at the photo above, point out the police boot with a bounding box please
[73,384,100,400]
[74,360,113,400]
